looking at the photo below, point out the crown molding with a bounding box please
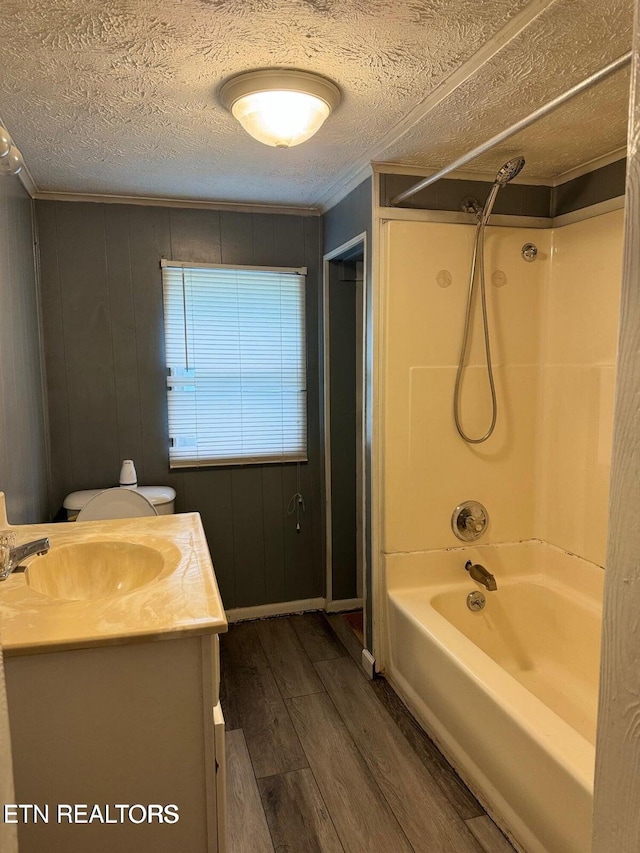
[33,190,321,216]
[553,147,627,185]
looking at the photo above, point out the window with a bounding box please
[161,260,307,468]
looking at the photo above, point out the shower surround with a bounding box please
[378,209,623,851]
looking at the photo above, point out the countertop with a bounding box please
[0,509,227,655]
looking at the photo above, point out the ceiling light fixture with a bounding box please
[220,69,341,149]
[0,124,24,176]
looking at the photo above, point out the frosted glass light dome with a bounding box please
[0,146,23,176]
[220,70,341,149]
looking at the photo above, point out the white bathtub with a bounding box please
[383,540,603,853]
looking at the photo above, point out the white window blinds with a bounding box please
[161,260,308,468]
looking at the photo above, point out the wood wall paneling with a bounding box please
[285,462,326,602]
[303,215,325,601]
[168,208,222,264]
[232,467,267,608]
[36,202,72,514]
[329,262,358,601]
[182,467,235,603]
[14,196,47,518]
[103,206,145,473]
[55,203,120,488]
[322,179,371,257]
[126,204,173,486]
[0,179,48,523]
[248,213,276,267]
[220,212,255,266]
[261,466,286,605]
[36,201,323,610]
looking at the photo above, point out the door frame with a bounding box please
[322,232,368,621]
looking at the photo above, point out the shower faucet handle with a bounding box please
[465,516,484,533]
[452,501,489,541]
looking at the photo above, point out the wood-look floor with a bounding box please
[220,612,516,853]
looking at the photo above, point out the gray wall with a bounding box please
[380,172,551,215]
[322,177,373,646]
[0,178,48,523]
[323,178,372,255]
[380,158,627,217]
[328,260,358,601]
[552,158,626,216]
[36,201,323,610]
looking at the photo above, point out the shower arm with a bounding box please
[390,51,631,207]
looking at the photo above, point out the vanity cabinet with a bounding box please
[4,632,226,853]
[0,509,227,852]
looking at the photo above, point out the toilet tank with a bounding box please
[63,486,176,520]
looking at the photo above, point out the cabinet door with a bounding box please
[213,702,226,853]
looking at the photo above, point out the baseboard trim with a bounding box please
[225,597,325,623]
[361,648,376,680]
[226,595,364,623]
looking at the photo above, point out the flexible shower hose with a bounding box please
[453,218,498,444]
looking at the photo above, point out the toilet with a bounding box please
[75,488,158,521]
[63,486,176,521]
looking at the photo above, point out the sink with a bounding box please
[25,541,164,600]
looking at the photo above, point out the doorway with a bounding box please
[323,235,367,628]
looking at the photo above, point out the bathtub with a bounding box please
[383,540,603,853]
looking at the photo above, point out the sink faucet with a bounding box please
[0,538,50,581]
[465,560,497,591]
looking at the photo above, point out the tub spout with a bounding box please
[465,560,497,591]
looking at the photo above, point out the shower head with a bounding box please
[494,156,526,186]
[479,156,526,225]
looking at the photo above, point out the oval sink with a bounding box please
[25,541,164,600]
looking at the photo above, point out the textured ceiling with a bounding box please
[381,0,633,180]
[0,0,633,207]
